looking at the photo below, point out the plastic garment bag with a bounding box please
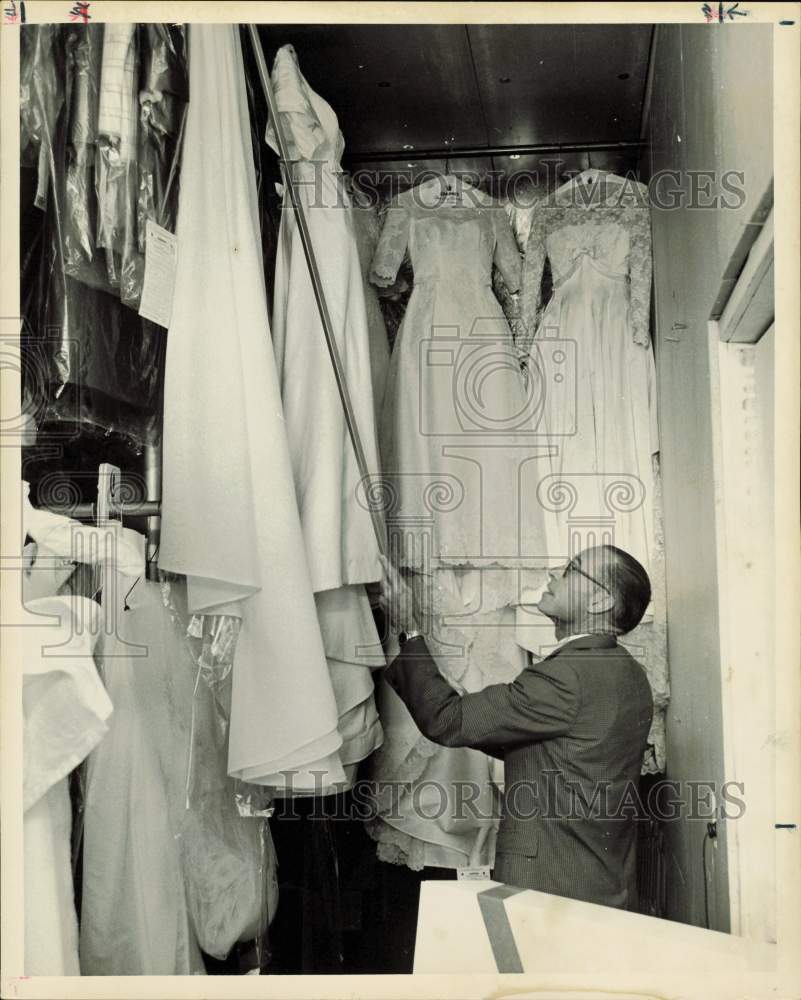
[19,23,186,448]
[80,569,277,973]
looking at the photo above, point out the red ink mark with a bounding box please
[701,2,748,21]
[69,0,91,22]
[4,0,25,23]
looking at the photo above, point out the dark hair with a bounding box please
[600,545,651,635]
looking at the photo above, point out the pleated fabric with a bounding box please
[159,24,342,787]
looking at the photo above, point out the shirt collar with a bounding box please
[547,632,618,658]
[551,632,593,653]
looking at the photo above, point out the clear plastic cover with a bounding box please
[20,23,187,449]
[159,574,278,964]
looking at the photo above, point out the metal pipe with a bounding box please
[144,440,162,581]
[345,139,645,164]
[37,500,164,521]
[247,25,387,557]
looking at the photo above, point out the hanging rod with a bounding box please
[345,139,645,164]
[247,25,387,558]
[37,500,163,521]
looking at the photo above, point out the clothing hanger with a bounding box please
[552,150,623,200]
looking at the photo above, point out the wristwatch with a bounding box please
[398,629,423,647]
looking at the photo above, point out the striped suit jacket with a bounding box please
[384,633,653,910]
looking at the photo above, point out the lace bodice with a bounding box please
[265,44,345,172]
[369,178,522,292]
[519,176,652,352]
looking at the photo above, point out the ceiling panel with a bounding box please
[257,24,486,154]
[255,23,651,186]
[467,24,651,146]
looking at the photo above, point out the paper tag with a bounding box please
[139,219,178,328]
[457,866,492,881]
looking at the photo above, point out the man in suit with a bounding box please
[380,544,654,910]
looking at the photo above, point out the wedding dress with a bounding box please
[519,172,668,771]
[519,172,659,576]
[365,177,551,869]
[268,43,382,593]
[371,175,550,575]
[159,25,343,789]
[267,44,384,784]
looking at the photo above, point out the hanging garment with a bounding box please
[370,175,550,582]
[518,174,668,773]
[351,189,391,424]
[266,43,384,782]
[159,24,343,789]
[95,23,138,287]
[366,569,527,870]
[370,600,519,872]
[22,591,111,977]
[366,176,551,870]
[20,24,64,212]
[61,22,187,309]
[80,552,202,976]
[81,564,278,974]
[315,586,385,787]
[124,23,189,309]
[63,23,107,291]
[268,43,382,593]
[519,173,659,577]
[21,25,167,447]
[20,486,114,976]
[158,578,280,958]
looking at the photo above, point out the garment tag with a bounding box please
[139,219,178,328]
[457,865,492,881]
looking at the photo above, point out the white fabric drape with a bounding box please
[266,44,385,789]
[20,489,117,976]
[23,595,111,977]
[159,25,343,787]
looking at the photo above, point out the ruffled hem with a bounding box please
[366,822,427,871]
[365,815,498,872]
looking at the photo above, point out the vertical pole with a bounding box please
[144,440,161,580]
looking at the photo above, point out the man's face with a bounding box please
[537,547,612,626]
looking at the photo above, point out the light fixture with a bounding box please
[509,154,521,160]
[403,144,414,150]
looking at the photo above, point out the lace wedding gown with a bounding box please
[366,178,550,869]
[519,174,668,771]
[519,174,659,577]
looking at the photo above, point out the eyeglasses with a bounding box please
[563,558,611,594]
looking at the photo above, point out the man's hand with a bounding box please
[378,553,422,636]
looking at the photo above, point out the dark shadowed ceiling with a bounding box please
[256,23,653,190]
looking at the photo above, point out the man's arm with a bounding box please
[385,636,581,754]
